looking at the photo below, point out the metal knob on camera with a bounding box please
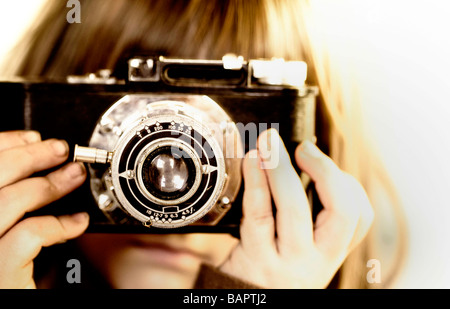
[74,145,113,164]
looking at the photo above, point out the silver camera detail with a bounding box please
[73,54,312,229]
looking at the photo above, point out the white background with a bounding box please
[0,0,46,70]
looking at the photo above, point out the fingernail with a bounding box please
[22,130,41,143]
[245,149,259,159]
[257,129,280,169]
[70,212,89,224]
[257,129,277,160]
[65,162,86,178]
[245,149,263,169]
[299,140,321,158]
[51,139,69,156]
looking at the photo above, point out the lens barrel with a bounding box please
[87,95,243,228]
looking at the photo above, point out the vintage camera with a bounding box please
[1,54,318,235]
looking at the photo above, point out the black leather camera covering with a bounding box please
[0,79,318,235]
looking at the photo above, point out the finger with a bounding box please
[239,150,276,254]
[0,130,41,152]
[0,139,69,188]
[0,162,86,236]
[0,213,89,269]
[295,140,373,256]
[257,129,314,255]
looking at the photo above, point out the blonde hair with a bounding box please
[298,1,408,288]
[10,0,306,78]
[3,0,406,288]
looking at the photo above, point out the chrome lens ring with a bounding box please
[110,107,226,228]
[135,138,202,206]
[87,95,243,229]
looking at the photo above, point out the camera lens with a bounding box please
[97,96,243,228]
[140,145,197,201]
[148,153,188,193]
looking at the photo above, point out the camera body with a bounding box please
[1,55,318,235]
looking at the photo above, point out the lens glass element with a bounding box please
[141,146,196,202]
[148,153,189,193]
